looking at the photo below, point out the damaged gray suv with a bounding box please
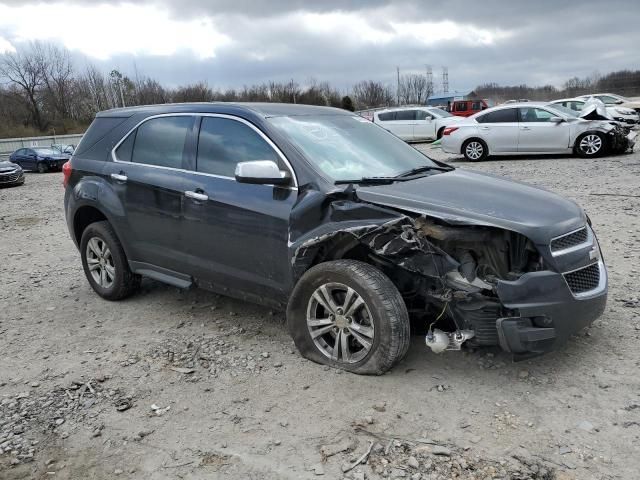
[64,103,607,374]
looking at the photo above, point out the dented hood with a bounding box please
[355,169,585,244]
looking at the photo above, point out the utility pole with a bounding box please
[396,66,400,106]
[426,64,433,100]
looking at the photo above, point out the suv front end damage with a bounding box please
[290,191,607,360]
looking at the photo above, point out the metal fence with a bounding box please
[0,133,84,159]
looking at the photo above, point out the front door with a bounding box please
[104,115,195,273]
[181,115,297,302]
[392,110,417,140]
[517,107,571,153]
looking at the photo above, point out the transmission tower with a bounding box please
[442,66,449,94]
[426,65,433,96]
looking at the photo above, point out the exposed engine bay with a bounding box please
[293,210,545,353]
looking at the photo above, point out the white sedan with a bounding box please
[441,102,635,161]
[550,97,639,125]
[373,106,463,142]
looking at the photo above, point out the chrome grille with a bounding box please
[564,263,600,294]
[0,170,21,183]
[551,227,588,253]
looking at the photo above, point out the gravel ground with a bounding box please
[0,145,639,480]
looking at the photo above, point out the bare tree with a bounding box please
[0,44,47,130]
[352,80,394,109]
[172,82,213,102]
[398,73,432,105]
[38,43,75,121]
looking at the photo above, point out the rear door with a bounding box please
[395,109,418,140]
[517,107,571,153]
[413,109,436,140]
[181,115,297,301]
[105,115,196,273]
[453,101,469,117]
[475,108,519,153]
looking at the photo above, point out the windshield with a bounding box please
[269,115,437,181]
[33,148,56,155]
[546,104,578,117]
[429,108,453,118]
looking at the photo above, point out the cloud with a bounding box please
[0,0,638,91]
[0,35,15,54]
[0,3,230,60]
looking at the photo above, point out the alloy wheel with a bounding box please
[85,236,115,288]
[579,134,602,155]
[465,141,484,160]
[306,282,374,364]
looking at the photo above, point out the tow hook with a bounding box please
[425,329,475,353]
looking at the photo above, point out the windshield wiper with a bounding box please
[334,177,397,185]
[395,164,455,177]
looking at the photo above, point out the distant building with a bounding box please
[426,90,479,107]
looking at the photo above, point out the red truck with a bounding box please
[448,99,489,117]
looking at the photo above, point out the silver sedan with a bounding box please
[441,102,636,161]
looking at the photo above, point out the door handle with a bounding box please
[110,173,128,182]
[185,190,209,202]
[479,126,490,130]
[520,126,531,130]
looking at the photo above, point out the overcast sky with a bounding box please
[1,0,639,92]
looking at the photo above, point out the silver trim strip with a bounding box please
[562,261,607,299]
[110,112,298,190]
[550,225,591,257]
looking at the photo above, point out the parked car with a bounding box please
[0,160,25,187]
[51,144,76,155]
[550,97,640,125]
[577,93,640,114]
[9,147,70,172]
[374,106,463,141]
[64,103,607,374]
[448,99,488,117]
[441,102,636,162]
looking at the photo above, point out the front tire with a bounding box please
[575,132,605,158]
[287,260,410,375]
[80,221,140,300]
[462,138,488,161]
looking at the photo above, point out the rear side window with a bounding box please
[455,102,467,112]
[377,112,395,121]
[476,108,518,123]
[395,110,416,120]
[196,117,279,177]
[471,101,481,110]
[129,116,193,169]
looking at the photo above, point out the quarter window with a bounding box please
[476,108,518,123]
[128,116,193,169]
[196,117,279,177]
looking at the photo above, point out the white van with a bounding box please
[373,106,463,142]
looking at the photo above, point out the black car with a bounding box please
[63,103,607,374]
[0,160,25,187]
[9,147,70,173]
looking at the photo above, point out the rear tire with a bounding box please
[575,132,605,158]
[37,162,48,173]
[80,221,140,301]
[462,138,488,162]
[287,260,410,375]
